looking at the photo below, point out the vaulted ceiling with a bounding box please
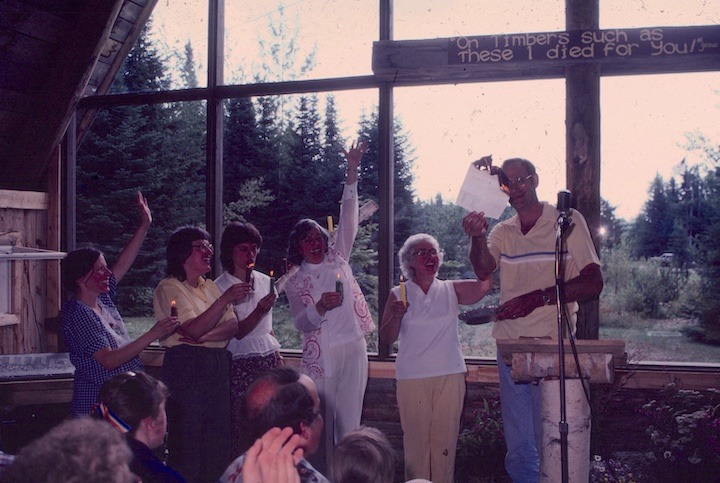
[0,0,156,191]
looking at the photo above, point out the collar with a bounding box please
[509,201,554,232]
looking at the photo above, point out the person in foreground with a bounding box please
[380,233,492,483]
[462,156,603,482]
[96,371,185,482]
[219,366,328,483]
[213,221,280,458]
[61,191,178,418]
[153,226,249,482]
[284,140,375,468]
[2,417,136,483]
[332,426,395,483]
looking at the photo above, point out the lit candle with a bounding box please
[170,300,178,317]
[269,270,275,294]
[335,272,343,297]
[245,262,254,284]
[327,215,334,233]
[399,275,407,308]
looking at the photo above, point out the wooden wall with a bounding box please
[0,189,60,354]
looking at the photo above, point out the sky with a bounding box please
[149,0,720,221]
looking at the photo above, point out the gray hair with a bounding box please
[398,233,443,280]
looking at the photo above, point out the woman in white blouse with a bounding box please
[213,221,280,458]
[380,233,491,483]
[283,140,375,469]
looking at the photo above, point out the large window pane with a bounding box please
[224,1,377,84]
[77,102,207,339]
[601,1,720,28]
[394,80,566,357]
[394,0,564,40]
[600,72,720,364]
[110,0,209,93]
[222,90,379,351]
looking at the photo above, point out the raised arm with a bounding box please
[112,191,151,283]
[462,212,497,280]
[334,140,366,259]
[341,139,366,186]
[453,277,493,305]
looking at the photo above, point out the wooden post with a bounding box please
[46,146,62,352]
[566,0,601,341]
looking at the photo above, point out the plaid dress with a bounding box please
[61,275,142,417]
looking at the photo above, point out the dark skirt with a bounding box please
[162,345,231,483]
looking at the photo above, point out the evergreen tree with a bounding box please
[599,198,623,252]
[629,174,674,258]
[180,41,199,89]
[77,25,204,315]
[355,110,416,260]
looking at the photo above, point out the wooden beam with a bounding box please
[372,25,720,85]
[0,189,48,210]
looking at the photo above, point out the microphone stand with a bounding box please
[555,206,572,483]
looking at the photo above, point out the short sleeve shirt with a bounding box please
[487,202,601,339]
[153,276,235,349]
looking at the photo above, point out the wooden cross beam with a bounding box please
[372,25,720,85]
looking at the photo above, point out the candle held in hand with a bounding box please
[170,300,178,317]
[245,262,254,283]
[399,275,407,308]
[269,270,275,294]
[327,216,334,233]
[335,272,343,298]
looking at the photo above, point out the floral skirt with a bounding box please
[230,352,280,458]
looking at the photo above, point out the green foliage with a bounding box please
[638,384,720,481]
[455,399,508,481]
[602,246,686,318]
[115,287,155,317]
[590,455,644,482]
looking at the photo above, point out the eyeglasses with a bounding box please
[500,173,533,190]
[192,242,214,252]
[412,248,439,258]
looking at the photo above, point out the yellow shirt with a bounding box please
[487,202,601,339]
[153,276,235,349]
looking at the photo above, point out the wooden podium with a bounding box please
[497,338,626,482]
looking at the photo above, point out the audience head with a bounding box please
[219,221,263,274]
[2,417,135,483]
[332,426,395,483]
[62,247,104,294]
[165,225,212,280]
[287,219,330,266]
[398,233,444,280]
[242,367,323,456]
[96,371,169,450]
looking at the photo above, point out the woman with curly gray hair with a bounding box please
[380,233,491,483]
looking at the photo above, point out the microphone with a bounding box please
[557,190,573,230]
[557,189,572,214]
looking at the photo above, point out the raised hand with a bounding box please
[342,139,367,176]
[136,191,152,227]
[462,212,489,238]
